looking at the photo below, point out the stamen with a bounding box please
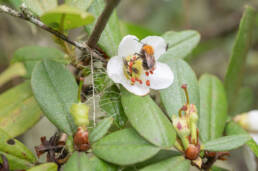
[146,80,150,86]
[181,84,190,104]
[145,72,149,76]
[136,78,142,84]
[150,70,153,74]
[131,77,135,85]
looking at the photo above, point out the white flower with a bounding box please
[234,110,258,143]
[107,35,174,96]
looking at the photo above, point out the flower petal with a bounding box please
[107,56,124,83]
[141,36,167,60]
[148,62,173,90]
[121,81,150,96]
[118,35,142,57]
[247,110,258,131]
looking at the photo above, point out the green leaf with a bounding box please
[224,6,256,114]
[0,81,41,137]
[100,85,127,128]
[0,152,33,170]
[159,30,200,62]
[0,129,36,170]
[120,21,160,39]
[85,0,122,56]
[89,117,113,143]
[231,87,254,116]
[41,4,95,30]
[160,59,200,117]
[11,46,67,78]
[92,128,160,165]
[203,135,251,151]
[140,156,190,171]
[225,121,258,157]
[63,152,116,171]
[198,74,228,142]
[211,166,230,171]
[136,150,181,169]
[9,0,23,9]
[24,0,57,16]
[89,156,117,171]
[63,152,91,171]
[27,163,58,171]
[31,59,78,135]
[0,63,26,87]
[121,90,176,148]
[65,0,93,11]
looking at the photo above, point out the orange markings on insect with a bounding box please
[142,45,154,55]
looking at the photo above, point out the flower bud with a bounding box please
[172,115,190,137]
[234,110,258,132]
[172,115,190,150]
[70,103,89,127]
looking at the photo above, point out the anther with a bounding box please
[150,70,153,74]
[145,72,149,76]
[131,77,135,85]
[146,80,150,86]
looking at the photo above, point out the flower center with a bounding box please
[123,53,155,86]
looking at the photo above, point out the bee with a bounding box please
[139,44,156,72]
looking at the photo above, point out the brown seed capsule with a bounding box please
[185,144,200,160]
[73,127,90,151]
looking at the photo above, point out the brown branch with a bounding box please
[87,0,120,48]
[0,5,105,62]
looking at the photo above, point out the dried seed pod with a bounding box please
[185,144,200,160]
[73,127,90,151]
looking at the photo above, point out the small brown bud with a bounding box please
[185,144,200,160]
[73,127,90,151]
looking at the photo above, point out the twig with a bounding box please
[87,0,120,48]
[0,5,105,62]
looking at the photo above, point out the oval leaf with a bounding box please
[63,152,91,171]
[199,74,228,142]
[11,46,66,77]
[140,156,190,171]
[89,117,113,143]
[63,152,116,171]
[160,59,200,117]
[31,59,78,135]
[0,152,33,170]
[224,6,256,114]
[225,121,258,157]
[28,163,58,171]
[160,30,200,62]
[121,90,176,147]
[41,4,94,30]
[24,0,57,16]
[0,129,36,169]
[203,135,251,151]
[100,85,127,128]
[0,82,41,137]
[92,128,160,165]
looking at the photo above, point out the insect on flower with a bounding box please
[107,35,174,96]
